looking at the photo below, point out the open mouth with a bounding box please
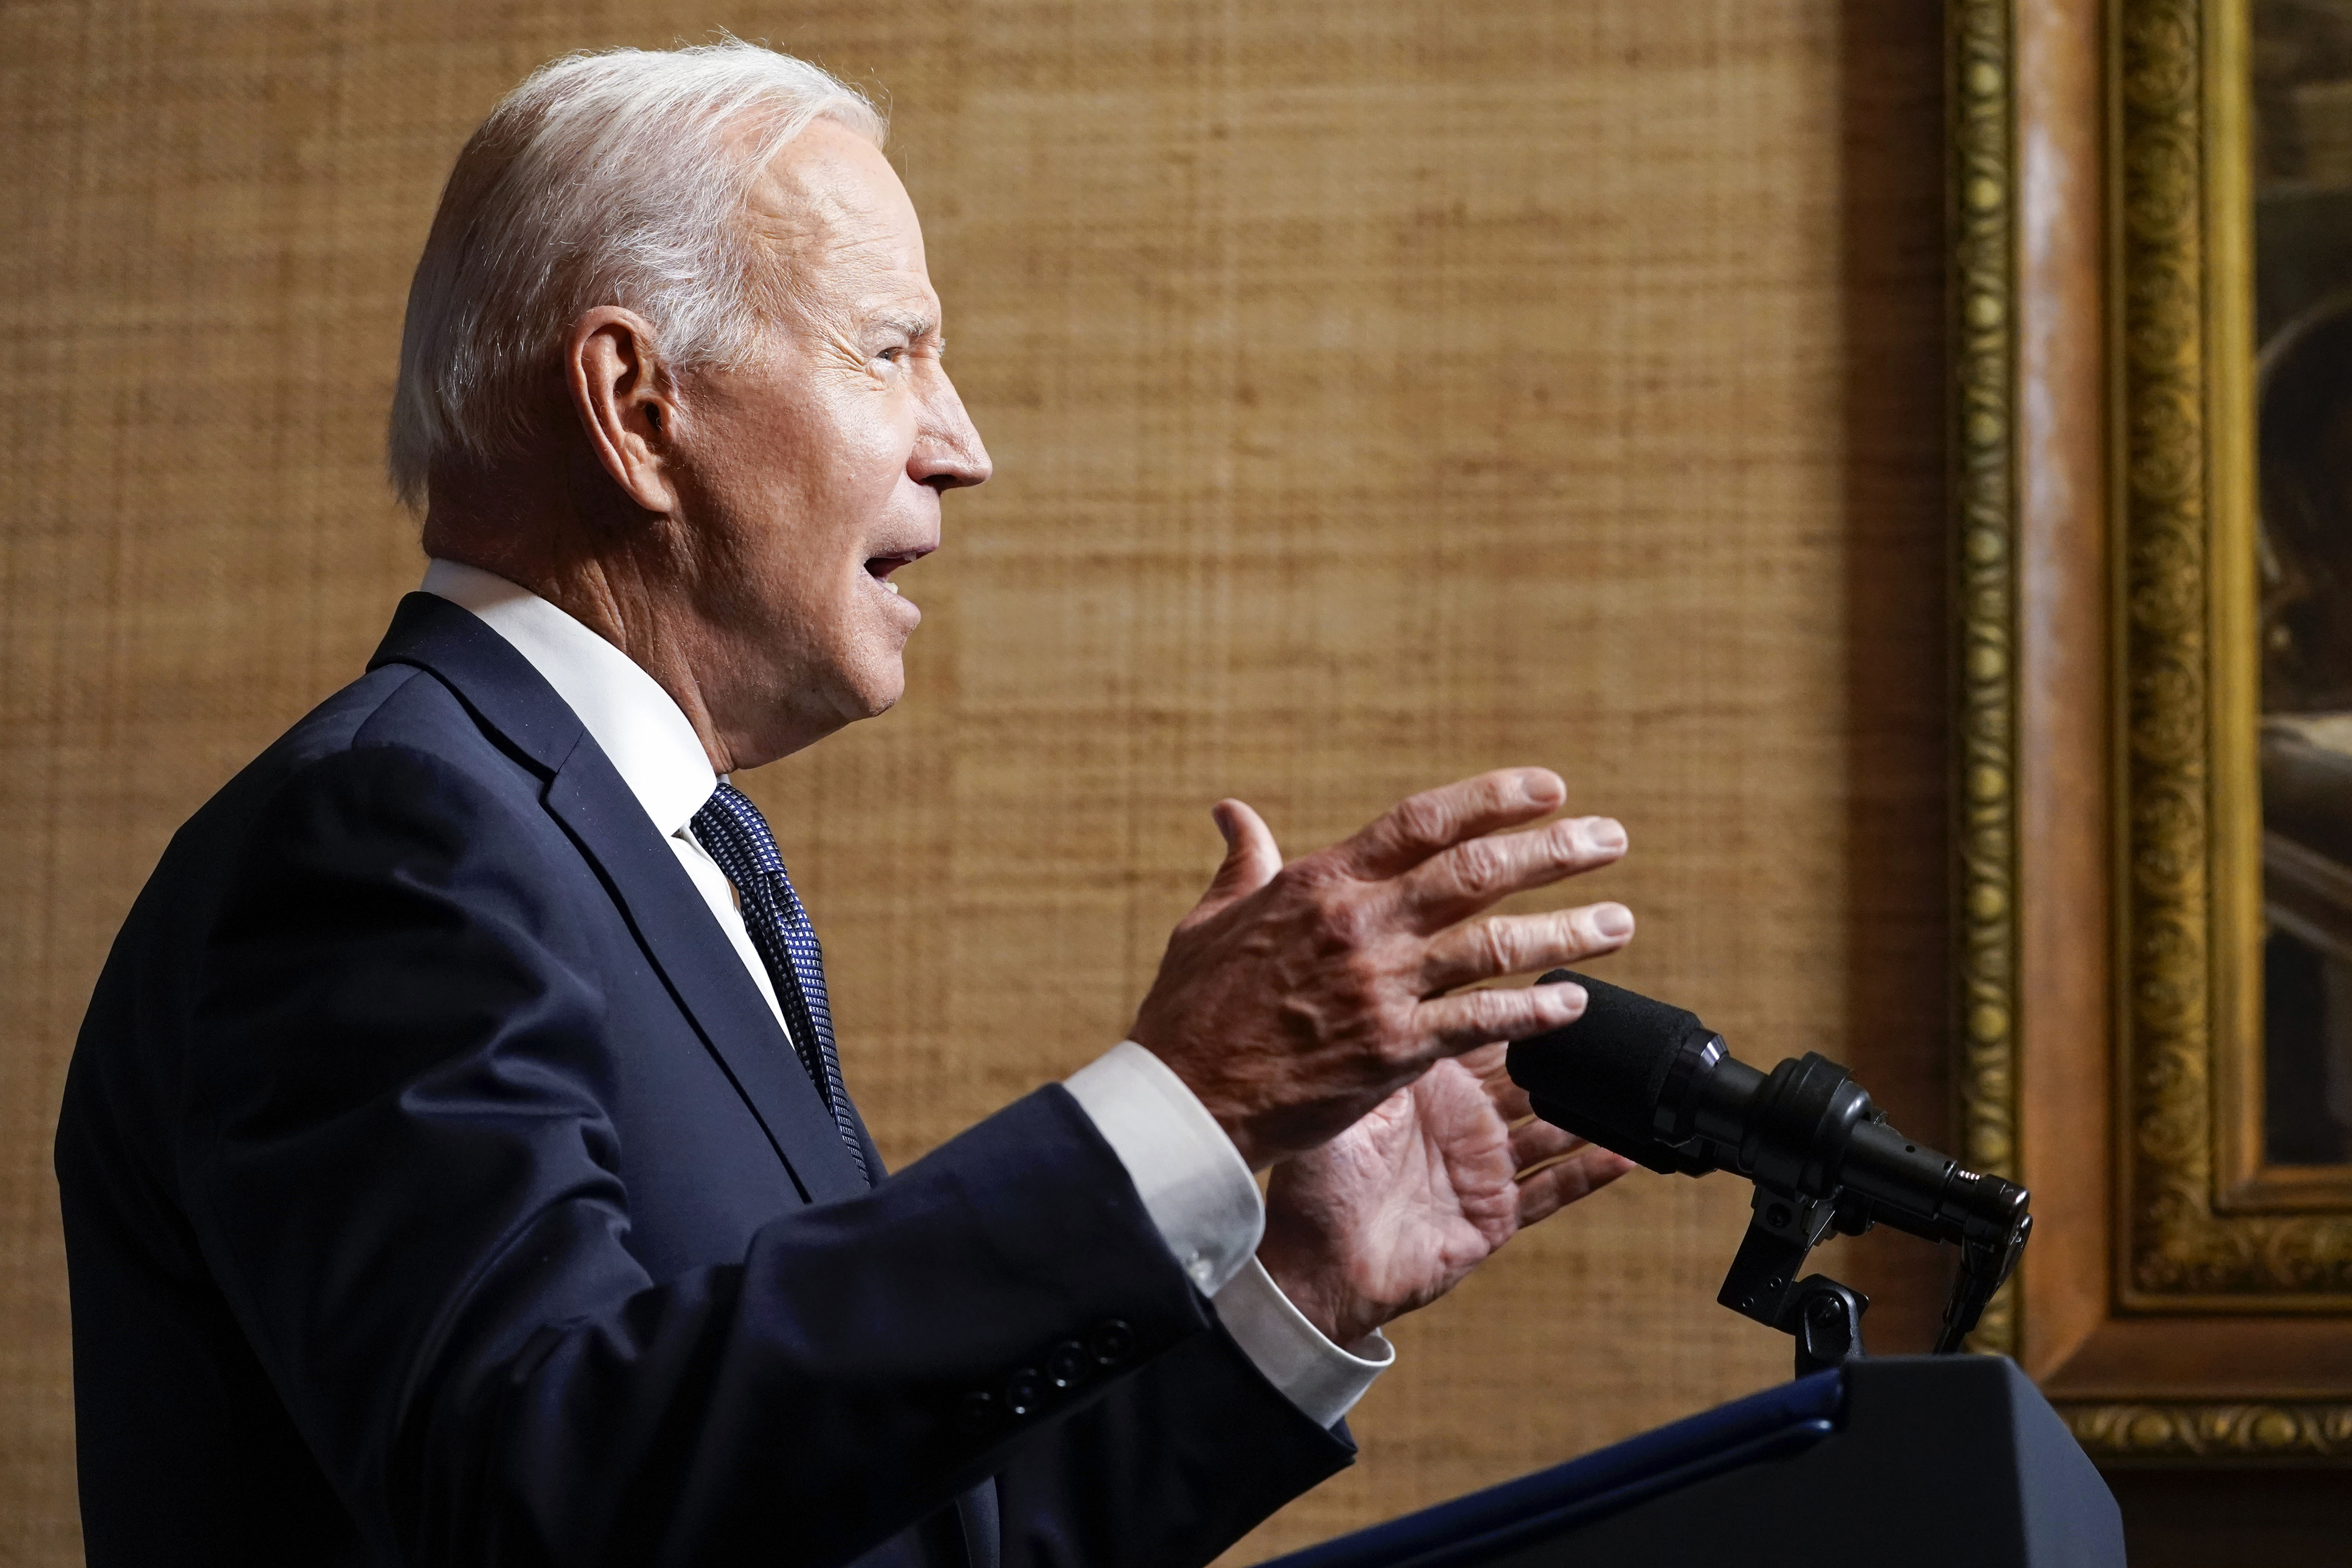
[863,553,924,594]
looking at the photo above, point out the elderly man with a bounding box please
[56,41,1637,1568]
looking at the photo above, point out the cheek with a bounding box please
[796,394,918,551]
[848,390,921,495]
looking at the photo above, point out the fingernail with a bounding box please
[1588,818,1627,852]
[1593,903,1634,938]
[1521,770,1565,806]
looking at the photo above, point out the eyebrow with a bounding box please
[874,312,938,341]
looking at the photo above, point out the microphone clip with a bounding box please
[1717,1188,1875,1376]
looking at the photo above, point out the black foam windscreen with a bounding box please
[1506,968,1712,1145]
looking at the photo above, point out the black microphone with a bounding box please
[1506,969,2030,1364]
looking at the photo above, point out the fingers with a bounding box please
[1331,769,1567,880]
[1506,1110,1581,1173]
[1419,901,1635,994]
[1185,799,1284,923]
[1514,1144,1637,1228]
[1414,978,1588,1058]
[1397,815,1627,933]
[1484,1071,1534,1128]
[1454,1040,1509,1085]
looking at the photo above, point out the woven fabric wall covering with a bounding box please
[0,2,1945,1562]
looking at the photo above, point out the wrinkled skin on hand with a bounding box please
[1129,766,1641,1346]
[1258,1045,1636,1347]
[1130,768,1634,1170]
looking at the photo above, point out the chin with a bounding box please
[813,622,912,727]
[845,661,907,719]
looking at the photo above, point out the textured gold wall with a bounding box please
[0,2,1946,1563]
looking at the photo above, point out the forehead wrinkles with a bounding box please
[742,133,918,321]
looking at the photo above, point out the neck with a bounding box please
[422,453,744,774]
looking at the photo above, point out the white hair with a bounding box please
[387,40,886,507]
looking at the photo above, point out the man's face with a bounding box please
[669,118,988,764]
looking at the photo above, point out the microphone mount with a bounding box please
[1507,970,2031,1377]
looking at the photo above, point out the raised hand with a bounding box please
[1256,1044,1637,1347]
[1129,768,1634,1170]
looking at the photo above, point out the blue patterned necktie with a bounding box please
[689,781,871,1184]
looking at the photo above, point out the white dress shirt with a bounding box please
[422,560,1391,1427]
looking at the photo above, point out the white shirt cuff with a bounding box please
[1063,1041,1264,1295]
[1212,1256,1395,1429]
[1061,1042,1396,1427]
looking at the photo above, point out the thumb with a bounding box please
[1193,799,1283,917]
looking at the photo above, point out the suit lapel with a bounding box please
[540,758,869,1203]
[371,594,870,1205]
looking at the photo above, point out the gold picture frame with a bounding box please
[1953,0,2352,1462]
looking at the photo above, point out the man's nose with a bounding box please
[913,371,991,492]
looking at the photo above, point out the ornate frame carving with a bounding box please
[2113,0,2352,1289]
[1954,0,2352,1463]
[1949,0,2021,1360]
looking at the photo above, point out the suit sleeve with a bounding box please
[177,744,1348,1568]
[989,1320,1356,1568]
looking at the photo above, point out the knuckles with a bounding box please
[1445,836,1508,899]
[1471,918,1518,979]
[1385,793,1457,854]
[1314,892,1380,950]
[1453,987,1512,1028]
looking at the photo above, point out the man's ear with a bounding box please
[566,307,680,513]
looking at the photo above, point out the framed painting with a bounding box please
[1951,0,2352,1460]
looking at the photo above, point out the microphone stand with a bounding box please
[1717,1189,1873,1377]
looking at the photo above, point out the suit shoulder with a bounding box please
[118,660,553,961]
[274,658,528,783]
[199,661,535,835]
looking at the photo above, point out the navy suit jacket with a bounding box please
[55,594,1352,1567]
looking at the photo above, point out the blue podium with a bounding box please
[1264,1357,2123,1568]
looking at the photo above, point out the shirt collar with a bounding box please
[420,559,719,837]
